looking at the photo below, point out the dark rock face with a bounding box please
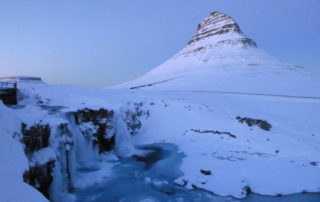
[243,185,252,195]
[236,116,272,131]
[20,123,54,199]
[23,161,55,199]
[75,108,114,125]
[75,108,115,153]
[123,102,150,135]
[21,123,51,154]
[200,169,212,175]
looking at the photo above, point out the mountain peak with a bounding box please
[116,11,319,97]
[117,11,309,90]
[187,11,257,48]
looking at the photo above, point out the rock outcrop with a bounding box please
[186,11,256,53]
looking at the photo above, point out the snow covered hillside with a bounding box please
[0,11,320,202]
[118,12,320,97]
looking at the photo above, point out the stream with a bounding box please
[74,143,320,202]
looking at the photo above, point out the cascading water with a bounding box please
[114,112,135,158]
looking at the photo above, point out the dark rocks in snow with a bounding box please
[21,123,51,154]
[129,78,175,90]
[243,185,252,195]
[191,129,237,138]
[200,169,212,175]
[33,93,50,105]
[75,108,114,125]
[236,116,272,131]
[161,100,169,107]
[94,123,115,153]
[75,108,115,153]
[215,38,257,48]
[23,160,55,199]
[310,162,318,166]
[124,102,149,135]
[181,179,188,186]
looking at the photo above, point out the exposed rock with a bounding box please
[200,169,212,175]
[23,160,55,199]
[236,116,272,131]
[186,11,257,53]
[310,162,318,166]
[123,102,149,135]
[191,129,237,138]
[21,123,51,154]
[130,78,176,90]
[243,185,252,195]
[75,108,115,153]
[75,108,114,125]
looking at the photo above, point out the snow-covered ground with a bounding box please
[0,101,48,202]
[0,81,319,201]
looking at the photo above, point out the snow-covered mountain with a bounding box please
[118,12,320,97]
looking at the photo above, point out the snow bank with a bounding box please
[0,102,48,202]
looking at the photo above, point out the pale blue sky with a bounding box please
[0,0,319,86]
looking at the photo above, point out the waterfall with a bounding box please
[114,112,135,158]
[67,112,101,170]
[22,108,137,201]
